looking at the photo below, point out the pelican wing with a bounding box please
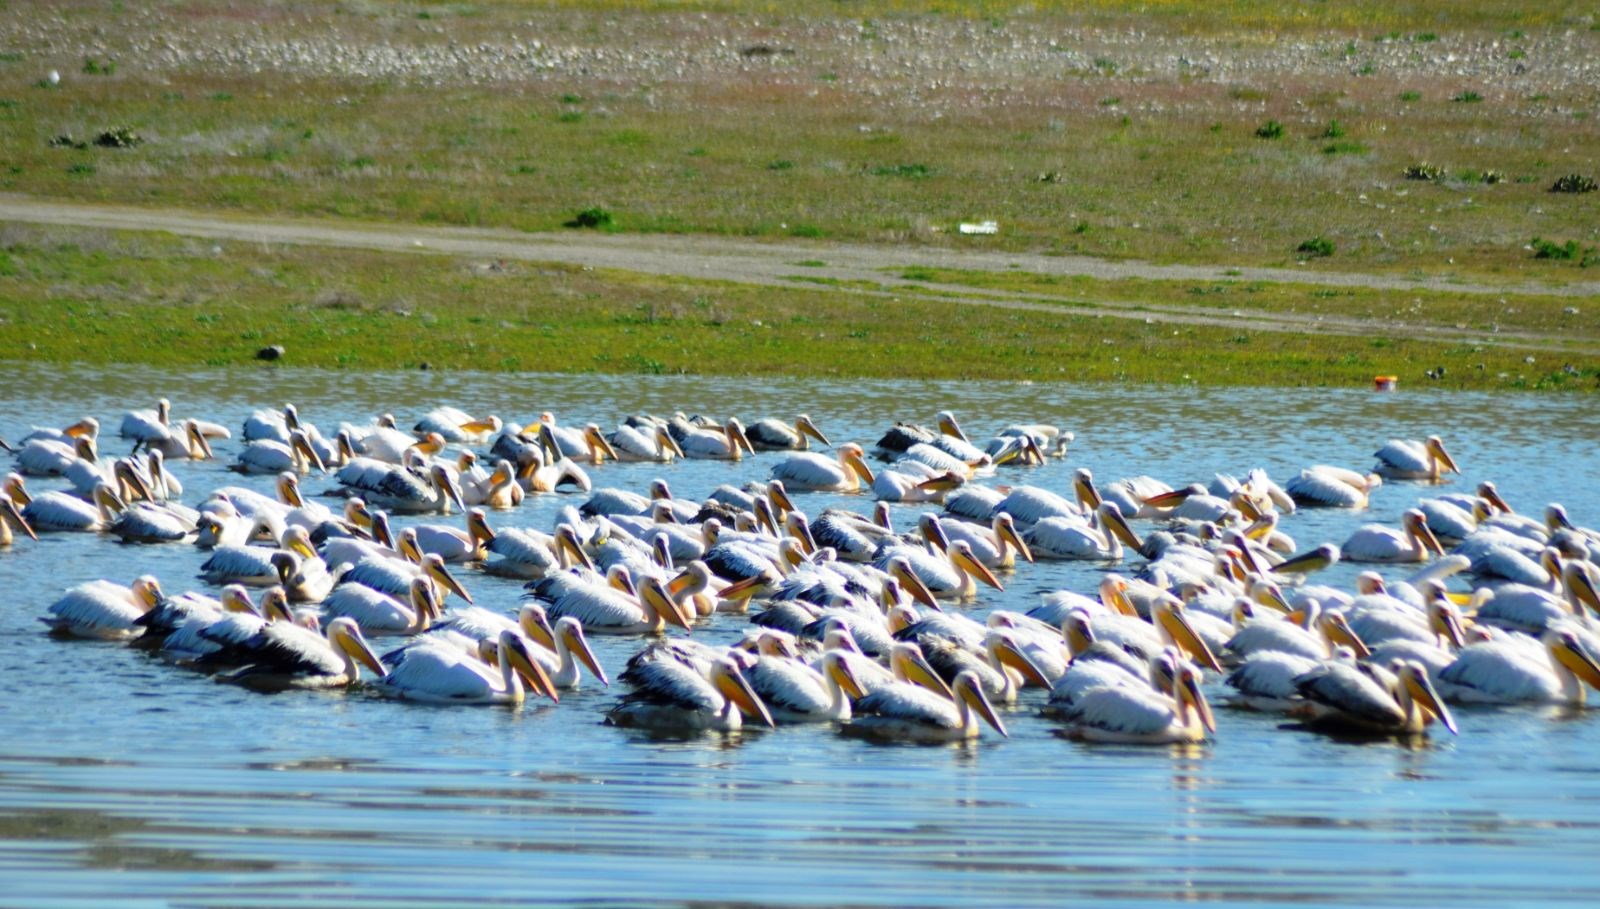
[771,452,848,491]
[1226,651,1321,700]
[1439,642,1564,702]
[1069,685,1179,734]
[855,682,959,729]
[1293,663,1405,726]
[376,644,502,700]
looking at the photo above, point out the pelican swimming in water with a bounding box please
[746,414,831,451]
[1285,465,1383,509]
[13,417,99,476]
[606,656,774,732]
[40,576,164,639]
[847,667,1010,743]
[770,443,874,493]
[731,638,859,723]
[1438,628,1600,705]
[1024,501,1141,561]
[221,616,387,691]
[1064,662,1217,745]
[1292,658,1457,736]
[322,576,439,634]
[335,457,465,515]
[0,497,37,546]
[1342,509,1445,563]
[233,430,325,476]
[536,414,619,464]
[677,418,753,461]
[529,572,694,636]
[607,424,686,463]
[371,629,558,705]
[919,512,1032,569]
[1373,435,1460,481]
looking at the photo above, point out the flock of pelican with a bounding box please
[9,399,1600,746]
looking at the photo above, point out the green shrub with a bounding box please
[1403,162,1445,182]
[868,163,932,178]
[93,126,142,148]
[1296,237,1335,258]
[1531,237,1579,260]
[1321,119,1345,138]
[1550,174,1597,193]
[567,207,614,229]
[1451,90,1483,103]
[1399,90,1421,101]
[1254,119,1284,139]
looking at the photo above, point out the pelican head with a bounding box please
[840,443,874,485]
[499,630,560,702]
[935,410,968,443]
[326,617,386,680]
[558,616,609,686]
[0,496,37,541]
[993,513,1033,563]
[1546,503,1573,532]
[583,423,619,462]
[639,575,695,632]
[985,630,1051,688]
[725,419,754,458]
[428,464,467,513]
[656,426,686,460]
[886,556,940,609]
[554,524,593,571]
[1319,611,1372,659]
[822,651,867,700]
[1402,508,1445,556]
[286,429,326,474]
[131,575,164,610]
[795,414,831,447]
[889,643,954,700]
[1098,575,1138,617]
[1545,629,1600,694]
[1153,598,1224,672]
[220,585,256,614]
[949,540,1003,592]
[1097,501,1142,550]
[1175,664,1217,736]
[1397,660,1456,734]
[952,670,1008,737]
[1271,543,1341,577]
[1426,436,1461,476]
[710,658,774,727]
[1071,468,1102,511]
[422,552,473,604]
[4,472,32,506]
[64,416,100,440]
[1062,609,1097,656]
[1564,562,1600,617]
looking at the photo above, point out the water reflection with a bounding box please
[0,364,1598,906]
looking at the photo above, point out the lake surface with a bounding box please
[1,365,1598,908]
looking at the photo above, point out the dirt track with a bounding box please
[3,195,1593,351]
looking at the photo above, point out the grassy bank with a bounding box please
[1,225,1594,391]
[1,1,1596,280]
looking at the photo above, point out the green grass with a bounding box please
[0,0,1594,285]
[0,226,1595,391]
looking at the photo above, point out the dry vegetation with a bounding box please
[1,0,1596,281]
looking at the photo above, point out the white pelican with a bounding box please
[234,430,326,476]
[1223,600,1370,662]
[1285,465,1382,509]
[1270,543,1342,578]
[1343,509,1445,563]
[537,415,619,463]
[336,458,465,515]
[993,473,1095,527]
[919,630,1053,704]
[158,587,294,665]
[1225,650,1324,712]
[872,464,959,503]
[1065,662,1217,745]
[733,640,859,723]
[0,497,37,546]
[41,576,164,639]
[480,521,578,579]
[21,482,125,533]
[416,408,502,445]
[515,447,592,494]
[221,616,387,691]
[527,616,610,689]
[144,419,217,461]
[531,573,693,635]
[409,510,493,563]
[104,498,199,544]
[1438,628,1600,704]
[876,542,1001,601]
[606,657,774,731]
[324,577,439,634]
[13,418,98,475]
[119,398,173,450]
[1025,502,1141,561]
[608,424,685,462]
[372,630,558,705]
[771,443,874,493]
[747,414,831,451]
[1293,659,1457,736]
[920,513,1032,569]
[678,418,753,461]
[1373,436,1460,480]
[243,403,302,443]
[848,669,1009,742]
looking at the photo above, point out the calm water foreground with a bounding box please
[1,365,1598,908]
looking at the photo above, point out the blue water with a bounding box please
[1,365,1597,907]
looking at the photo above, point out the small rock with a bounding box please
[255,345,285,361]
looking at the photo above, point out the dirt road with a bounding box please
[3,195,1592,351]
